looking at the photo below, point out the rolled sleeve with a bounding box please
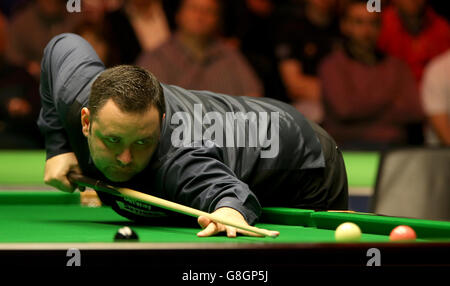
[158,146,262,225]
[37,33,104,159]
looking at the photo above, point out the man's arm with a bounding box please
[38,33,104,159]
[37,33,104,191]
[158,146,262,236]
[279,59,321,101]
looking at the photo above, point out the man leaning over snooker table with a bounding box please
[38,33,348,238]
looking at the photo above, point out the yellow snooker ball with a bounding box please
[335,222,362,242]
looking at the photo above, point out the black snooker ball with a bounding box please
[114,226,139,241]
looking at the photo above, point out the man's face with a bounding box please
[341,3,381,50]
[36,0,66,18]
[394,0,427,17]
[176,0,220,39]
[307,0,337,14]
[81,99,161,182]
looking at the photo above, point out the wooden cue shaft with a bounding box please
[68,172,278,237]
[116,187,278,237]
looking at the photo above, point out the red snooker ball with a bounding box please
[389,225,417,241]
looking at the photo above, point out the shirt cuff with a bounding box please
[44,131,73,160]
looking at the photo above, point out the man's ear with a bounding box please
[81,107,91,137]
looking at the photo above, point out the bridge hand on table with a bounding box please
[197,207,280,238]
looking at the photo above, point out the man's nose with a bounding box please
[116,149,132,166]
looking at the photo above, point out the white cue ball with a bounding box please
[335,222,362,242]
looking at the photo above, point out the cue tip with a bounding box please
[268,232,280,238]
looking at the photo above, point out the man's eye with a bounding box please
[107,137,120,144]
[135,139,148,145]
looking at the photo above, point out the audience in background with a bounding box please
[73,1,111,65]
[223,0,286,101]
[319,0,423,150]
[0,11,42,149]
[0,0,30,18]
[105,0,170,65]
[74,22,111,66]
[0,0,449,150]
[421,49,450,146]
[377,0,450,84]
[137,0,262,97]
[275,0,340,122]
[81,0,107,25]
[4,0,81,79]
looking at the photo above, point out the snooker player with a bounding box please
[38,33,348,237]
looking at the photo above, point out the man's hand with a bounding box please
[44,152,83,193]
[197,207,279,238]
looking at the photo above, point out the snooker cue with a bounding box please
[67,173,279,238]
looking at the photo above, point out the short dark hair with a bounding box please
[89,65,165,122]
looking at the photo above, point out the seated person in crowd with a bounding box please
[136,0,263,97]
[223,0,286,102]
[421,49,450,146]
[74,22,112,67]
[377,0,450,84]
[0,11,42,149]
[275,0,340,122]
[105,0,171,64]
[319,0,424,150]
[4,0,80,79]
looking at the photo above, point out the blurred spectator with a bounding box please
[377,0,450,84]
[105,0,170,64]
[319,0,424,150]
[223,0,286,101]
[4,0,81,79]
[275,0,340,122]
[1,0,30,18]
[74,22,111,66]
[421,50,450,146]
[137,0,263,97]
[81,0,107,25]
[0,11,42,149]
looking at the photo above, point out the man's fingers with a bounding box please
[236,228,263,237]
[46,177,75,193]
[65,170,85,192]
[197,215,279,238]
[197,222,218,237]
[226,226,237,238]
[197,216,211,229]
[44,152,81,193]
[70,165,83,175]
[235,227,279,237]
